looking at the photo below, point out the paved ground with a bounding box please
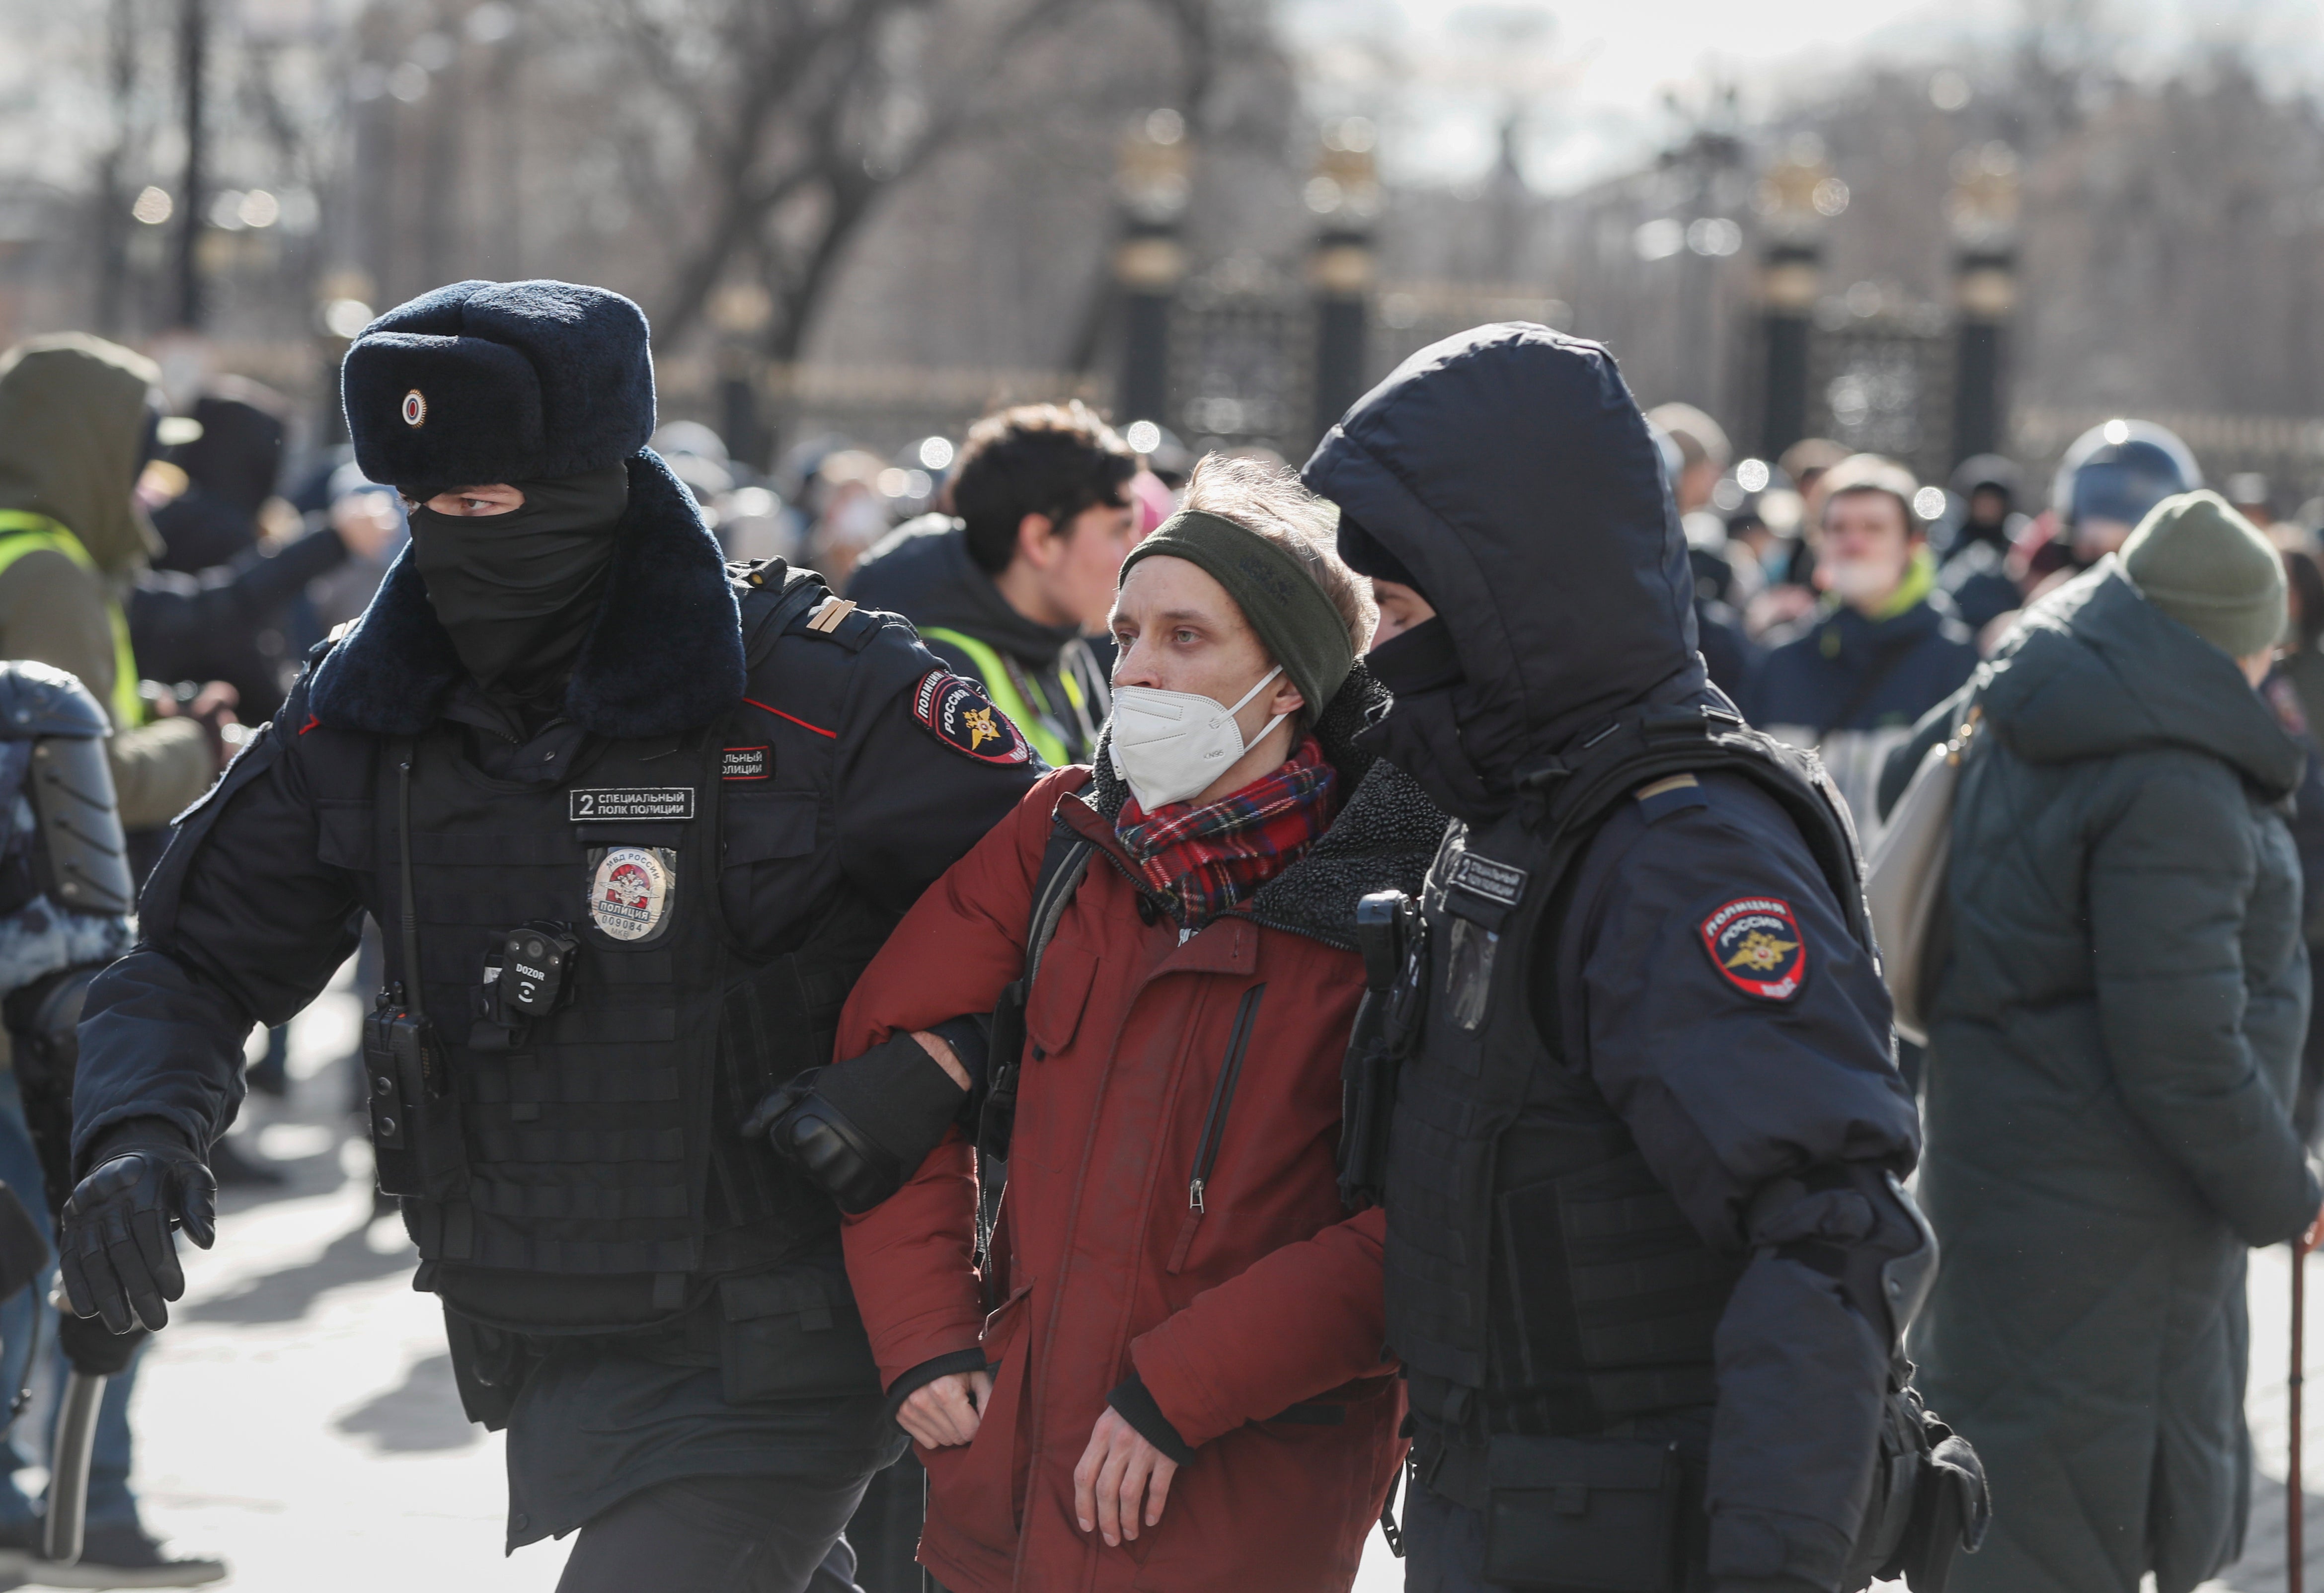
[8,958,2310,1592]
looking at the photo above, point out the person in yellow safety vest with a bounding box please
[0,336,221,832]
[849,401,1140,770]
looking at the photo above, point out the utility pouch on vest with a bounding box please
[717,1270,883,1403]
[1843,1386,1989,1593]
[1481,1434,1685,1593]
[1339,889,1424,1211]
[440,1307,536,1432]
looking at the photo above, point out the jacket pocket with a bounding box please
[717,1270,881,1403]
[1012,943,1097,1172]
[925,1281,1036,1553]
[721,791,820,863]
[1025,941,1096,1057]
[1483,1434,1686,1593]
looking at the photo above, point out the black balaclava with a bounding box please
[1361,616,1510,822]
[1341,511,1514,823]
[408,464,628,704]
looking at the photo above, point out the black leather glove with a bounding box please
[58,1120,216,1334]
[744,1033,970,1214]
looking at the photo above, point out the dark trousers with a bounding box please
[847,1451,929,1593]
[556,1470,874,1593]
[1403,1478,1496,1593]
[1402,1474,1712,1593]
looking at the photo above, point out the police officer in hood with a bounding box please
[1305,324,1980,1593]
[56,280,1041,1590]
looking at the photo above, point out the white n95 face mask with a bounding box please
[1109,666,1289,812]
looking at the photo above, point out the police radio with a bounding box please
[365,751,469,1202]
[1338,889,1426,1212]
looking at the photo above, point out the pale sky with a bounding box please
[1282,0,2324,192]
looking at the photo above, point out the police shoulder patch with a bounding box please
[911,670,1032,765]
[1699,896,1807,1001]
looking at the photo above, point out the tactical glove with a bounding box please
[58,1121,216,1335]
[745,1032,970,1214]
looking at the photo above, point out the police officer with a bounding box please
[55,280,1041,1591]
[1304,325,1977,1593]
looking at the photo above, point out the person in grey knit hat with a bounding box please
[1877,487,2324,1593]
[2120,488,2287,677]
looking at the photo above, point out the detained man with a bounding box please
[764,457,1446,1591]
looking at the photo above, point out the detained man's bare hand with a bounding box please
[898,1368,991,1450]
[1073,1406,1178,1546]
[2301,1201,2324,1257]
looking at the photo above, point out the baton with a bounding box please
[42,1367,104,1567]
[2296,1240,2308,1593]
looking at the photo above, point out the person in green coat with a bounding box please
[1881,490,2324,1593]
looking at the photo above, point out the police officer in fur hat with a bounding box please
[54,280,1043,1590]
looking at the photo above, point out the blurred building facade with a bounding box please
[5,1,2324,509]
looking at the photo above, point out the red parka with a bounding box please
[839,732,1441,1593]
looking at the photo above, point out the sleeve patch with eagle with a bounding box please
[911,670,1033,766]
[1699,896,1807,1001]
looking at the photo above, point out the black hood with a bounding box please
[847,515,1082,667]
[1303,323,1703,801]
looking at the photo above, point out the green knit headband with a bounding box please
[1119,509,1355,716]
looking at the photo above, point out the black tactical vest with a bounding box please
[1384,702,1872,1439]
[327,575,901,1330]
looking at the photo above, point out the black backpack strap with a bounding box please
[1509,702,1880,1064]
[973,810,1094,1296]
[1521,703,1873,955]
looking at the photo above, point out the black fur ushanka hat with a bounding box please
[341,279,655,498]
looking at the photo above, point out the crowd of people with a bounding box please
[0,280,2311,1593]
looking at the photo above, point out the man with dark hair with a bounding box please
[56,279,1042,1591]
[850,400,1136,767]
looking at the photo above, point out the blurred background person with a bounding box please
[148,378,286,575]
[1645,410,1760,701]
[2273,541,2324,1140]
[1891,491,2322,1593]
[849,401,1136,769]
[307,464,407,633]
[807,448,895,588]
[1937,454,2029,634]
[1749,454,1977,845]
[2230,471,2277,530]
[2016,418,2203,593]
[1746,435,1853,636]
[0,336,221,834]
[1644,400,1729,514]
[0,332,227,1584]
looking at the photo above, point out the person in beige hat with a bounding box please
[1878,487,2323,1593]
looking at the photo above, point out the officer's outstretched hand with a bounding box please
[58,1121,216,1334]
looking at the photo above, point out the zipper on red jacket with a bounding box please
[1187,984,1266,1213]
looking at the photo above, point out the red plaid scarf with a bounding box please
[1114,735,1338,932]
